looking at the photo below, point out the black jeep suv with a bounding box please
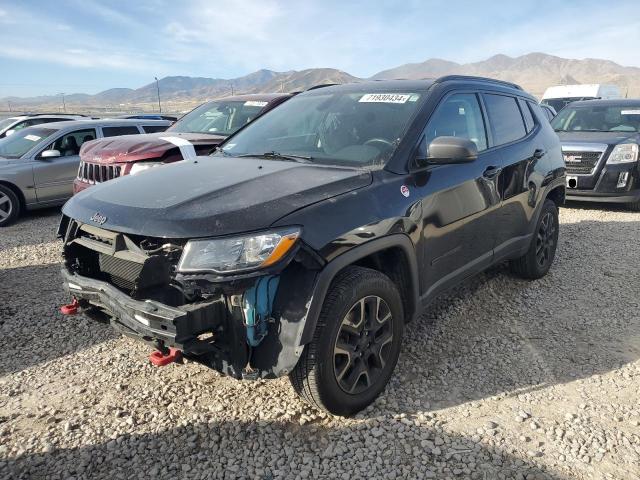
[59,76,565,416]
[551,99,640,210]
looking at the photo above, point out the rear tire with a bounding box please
[289,266,404,416]
[510,199,559,279]
[0,184,20,227]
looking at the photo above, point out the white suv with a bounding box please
[0,113,88,138]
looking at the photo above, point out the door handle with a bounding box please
[533,148,546,159]
[483,166,502,179]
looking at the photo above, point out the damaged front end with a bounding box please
[58,215,323,379]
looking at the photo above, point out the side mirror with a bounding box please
[416,136,478,167]
[40,149,61,159]
[5,129,15,136]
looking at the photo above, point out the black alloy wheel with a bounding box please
[333,296,394,395]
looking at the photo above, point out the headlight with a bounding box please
[178,228,300,273]
[607,143,638,165]
[129,162,163,175]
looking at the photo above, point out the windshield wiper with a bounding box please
[237,151,313,163]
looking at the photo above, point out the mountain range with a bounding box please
[4,52,640,112]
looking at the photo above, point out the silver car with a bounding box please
[0,118,171,226]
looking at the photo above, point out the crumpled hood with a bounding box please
[79,132,227,164]
[62,156,372,238]
[558,131,640,146]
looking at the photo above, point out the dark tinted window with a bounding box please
[519,99,535,132]
[143,125,168,133]
[102,126,141,137]
[425,93,487,151]
[484,94,527,145]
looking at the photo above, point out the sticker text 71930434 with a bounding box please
[359,93,412,104]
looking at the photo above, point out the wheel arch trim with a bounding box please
[299,234,420,346]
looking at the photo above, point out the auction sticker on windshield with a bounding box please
[24,135,41,141]
[244,101,269,107]
[359,93,411,104]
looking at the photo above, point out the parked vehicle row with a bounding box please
[57,76,566,416]
[0,119,171,226]
[74,93,292,193]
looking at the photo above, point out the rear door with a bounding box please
[415,92,503,300]
[32,128,97,203]
[482,93,541,260]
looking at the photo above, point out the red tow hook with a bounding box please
[60,298,80,315]
[149,347,182,367]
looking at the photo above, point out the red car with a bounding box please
[74,93,293,193]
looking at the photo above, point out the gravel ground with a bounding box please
[1,204,639,480]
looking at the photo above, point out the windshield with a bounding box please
[0,118,17,132]
[217,91,423,168]
[0,127,56,158]
[169,100,268,135]
[551,104,640,133]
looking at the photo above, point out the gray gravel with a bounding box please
[1,204,639,480]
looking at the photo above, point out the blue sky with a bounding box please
[1,0,639,97]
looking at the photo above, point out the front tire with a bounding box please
[289,266,404,416]
[0,184,20,227]
[510,199,559,279]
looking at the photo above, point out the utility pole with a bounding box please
[58,93,66,112]
[230,82,234,95]
[154,77,162,113]
[7,100,11,112]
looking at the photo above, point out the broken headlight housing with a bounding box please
[177,228,300,274]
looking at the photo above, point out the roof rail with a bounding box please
[23,112,90,117]
[306,83,340,91]
[434,75,523,91]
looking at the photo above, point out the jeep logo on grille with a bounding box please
[564,154,582,163]
[90,212,107,225]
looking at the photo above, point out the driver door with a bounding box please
[33,128,96,203]
[414,92,503,300]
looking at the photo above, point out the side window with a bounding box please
[142,125,168,133]
[424,93,487,151]
[518,99,535,132]
[102,126,141,137]
[484,94,527,145]
[45,129,96,157]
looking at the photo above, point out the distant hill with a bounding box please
[3,53,640,112]
[372,52,640,98]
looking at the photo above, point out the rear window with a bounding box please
[484,94,527,146]
[102,126,141,137]
[142,125,168,133]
